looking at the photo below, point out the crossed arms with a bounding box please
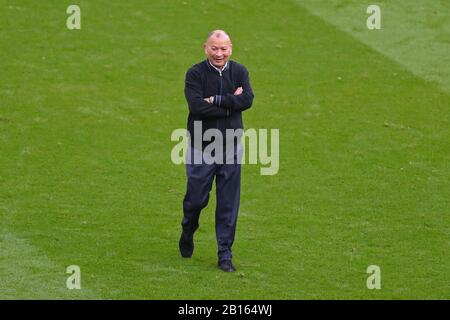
[184,67,254,119]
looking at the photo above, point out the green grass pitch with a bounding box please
[1,0,449,299]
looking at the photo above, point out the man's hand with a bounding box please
[203,87,242,104]
[234,87,243,95]
[203,96,214,104]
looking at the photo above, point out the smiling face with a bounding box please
[204,30,232,69]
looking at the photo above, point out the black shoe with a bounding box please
[218,260,236,272]
[179,232,194,258]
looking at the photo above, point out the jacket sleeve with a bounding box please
[215,66,254,112]
[184,68,230,119]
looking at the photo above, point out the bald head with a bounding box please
[204,30,233,69]
[206,30,232,43]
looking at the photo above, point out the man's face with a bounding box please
[204,36,232,68]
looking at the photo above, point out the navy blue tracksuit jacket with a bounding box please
[182,59,254,262]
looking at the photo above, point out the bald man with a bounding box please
[179,30,254,272]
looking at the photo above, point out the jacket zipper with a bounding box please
[217,70,223,129]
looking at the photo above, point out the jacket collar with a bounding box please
[205,59,229,75]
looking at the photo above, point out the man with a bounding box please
[179,30,254,272]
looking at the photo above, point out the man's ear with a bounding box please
[203,43,208,55]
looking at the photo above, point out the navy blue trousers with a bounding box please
[182,147,241,262]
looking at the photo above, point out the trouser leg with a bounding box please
[182,151,216,235]
[215,162,241,262]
